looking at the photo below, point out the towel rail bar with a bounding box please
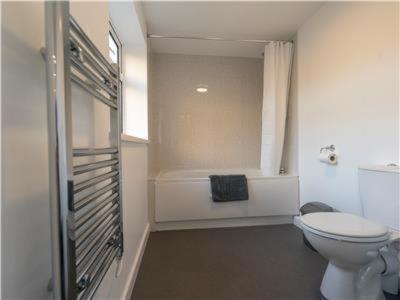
[73,148,118,157]
[70,55,117,98]
[76,226,119,279]
[75,193,119,230]
[69,35,117,86]
[76,224,118,271]
[69,16,117,78]
[71,74,117,109]
[75,205,119,250]
[73,159,118,176]
[76,217,120,271]
[75,219,119,268]
[84,245,114,281]
[78,247,119,300]
[74,171,118,194]
[74,182,118,211]
[77,245,114,294]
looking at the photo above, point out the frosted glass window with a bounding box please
[109,23,148,140]
[108,33,119,65]
[123,50,148,140]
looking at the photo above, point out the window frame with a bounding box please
[108,21,149,141]
[109,22,122,80]
[109,22,125,136]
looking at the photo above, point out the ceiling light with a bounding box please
[196,87,208,93]
[196,85,208,93]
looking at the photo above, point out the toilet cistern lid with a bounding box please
[301,212,388,238]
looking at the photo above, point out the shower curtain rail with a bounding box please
[147,34,293,44]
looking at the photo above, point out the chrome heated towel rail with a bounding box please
[44,2,123,299]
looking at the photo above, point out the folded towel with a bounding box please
[209,175,249,202]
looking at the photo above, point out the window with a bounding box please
[108,23,121,69]
[108,34,119,65]
[108,20,148,141]
[108,23,126,136]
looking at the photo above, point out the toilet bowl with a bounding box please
[302,212,393,300]
[299,165,400,300]
[300,164,400,300]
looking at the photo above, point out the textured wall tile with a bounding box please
[149,53,263,173]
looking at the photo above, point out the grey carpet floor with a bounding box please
[132,224,400,300]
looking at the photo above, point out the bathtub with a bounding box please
[154,169,299,223]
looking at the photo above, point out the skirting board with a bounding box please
[121,223,150,300]
[153,215,296,231]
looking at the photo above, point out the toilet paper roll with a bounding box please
[319,152,337,165]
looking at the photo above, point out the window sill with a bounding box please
[121,134,149,144]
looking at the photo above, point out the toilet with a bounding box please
[301,165,400,300]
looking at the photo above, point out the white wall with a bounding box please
[296,2,399,214]
[1,2,52,298]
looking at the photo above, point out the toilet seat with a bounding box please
[301,212,390,243]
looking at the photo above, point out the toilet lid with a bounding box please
[301,212,388,239]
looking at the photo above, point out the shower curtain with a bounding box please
[260,41,293,175]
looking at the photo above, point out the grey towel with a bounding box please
[209,175,249,202]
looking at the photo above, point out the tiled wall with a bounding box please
[149,53,263,175]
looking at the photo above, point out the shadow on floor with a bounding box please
[132,224,332,299]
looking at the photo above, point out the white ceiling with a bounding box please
[142,2,324,58]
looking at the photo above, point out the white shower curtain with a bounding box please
[260,41,293,175]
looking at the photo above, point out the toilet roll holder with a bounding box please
[320,144,336,153]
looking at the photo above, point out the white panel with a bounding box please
[248,178,299,216]
[155,181,246,222]
[155,176,299,222]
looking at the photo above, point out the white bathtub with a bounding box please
[154,169,299,223]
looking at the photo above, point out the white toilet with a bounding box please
[301,165,400,300]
